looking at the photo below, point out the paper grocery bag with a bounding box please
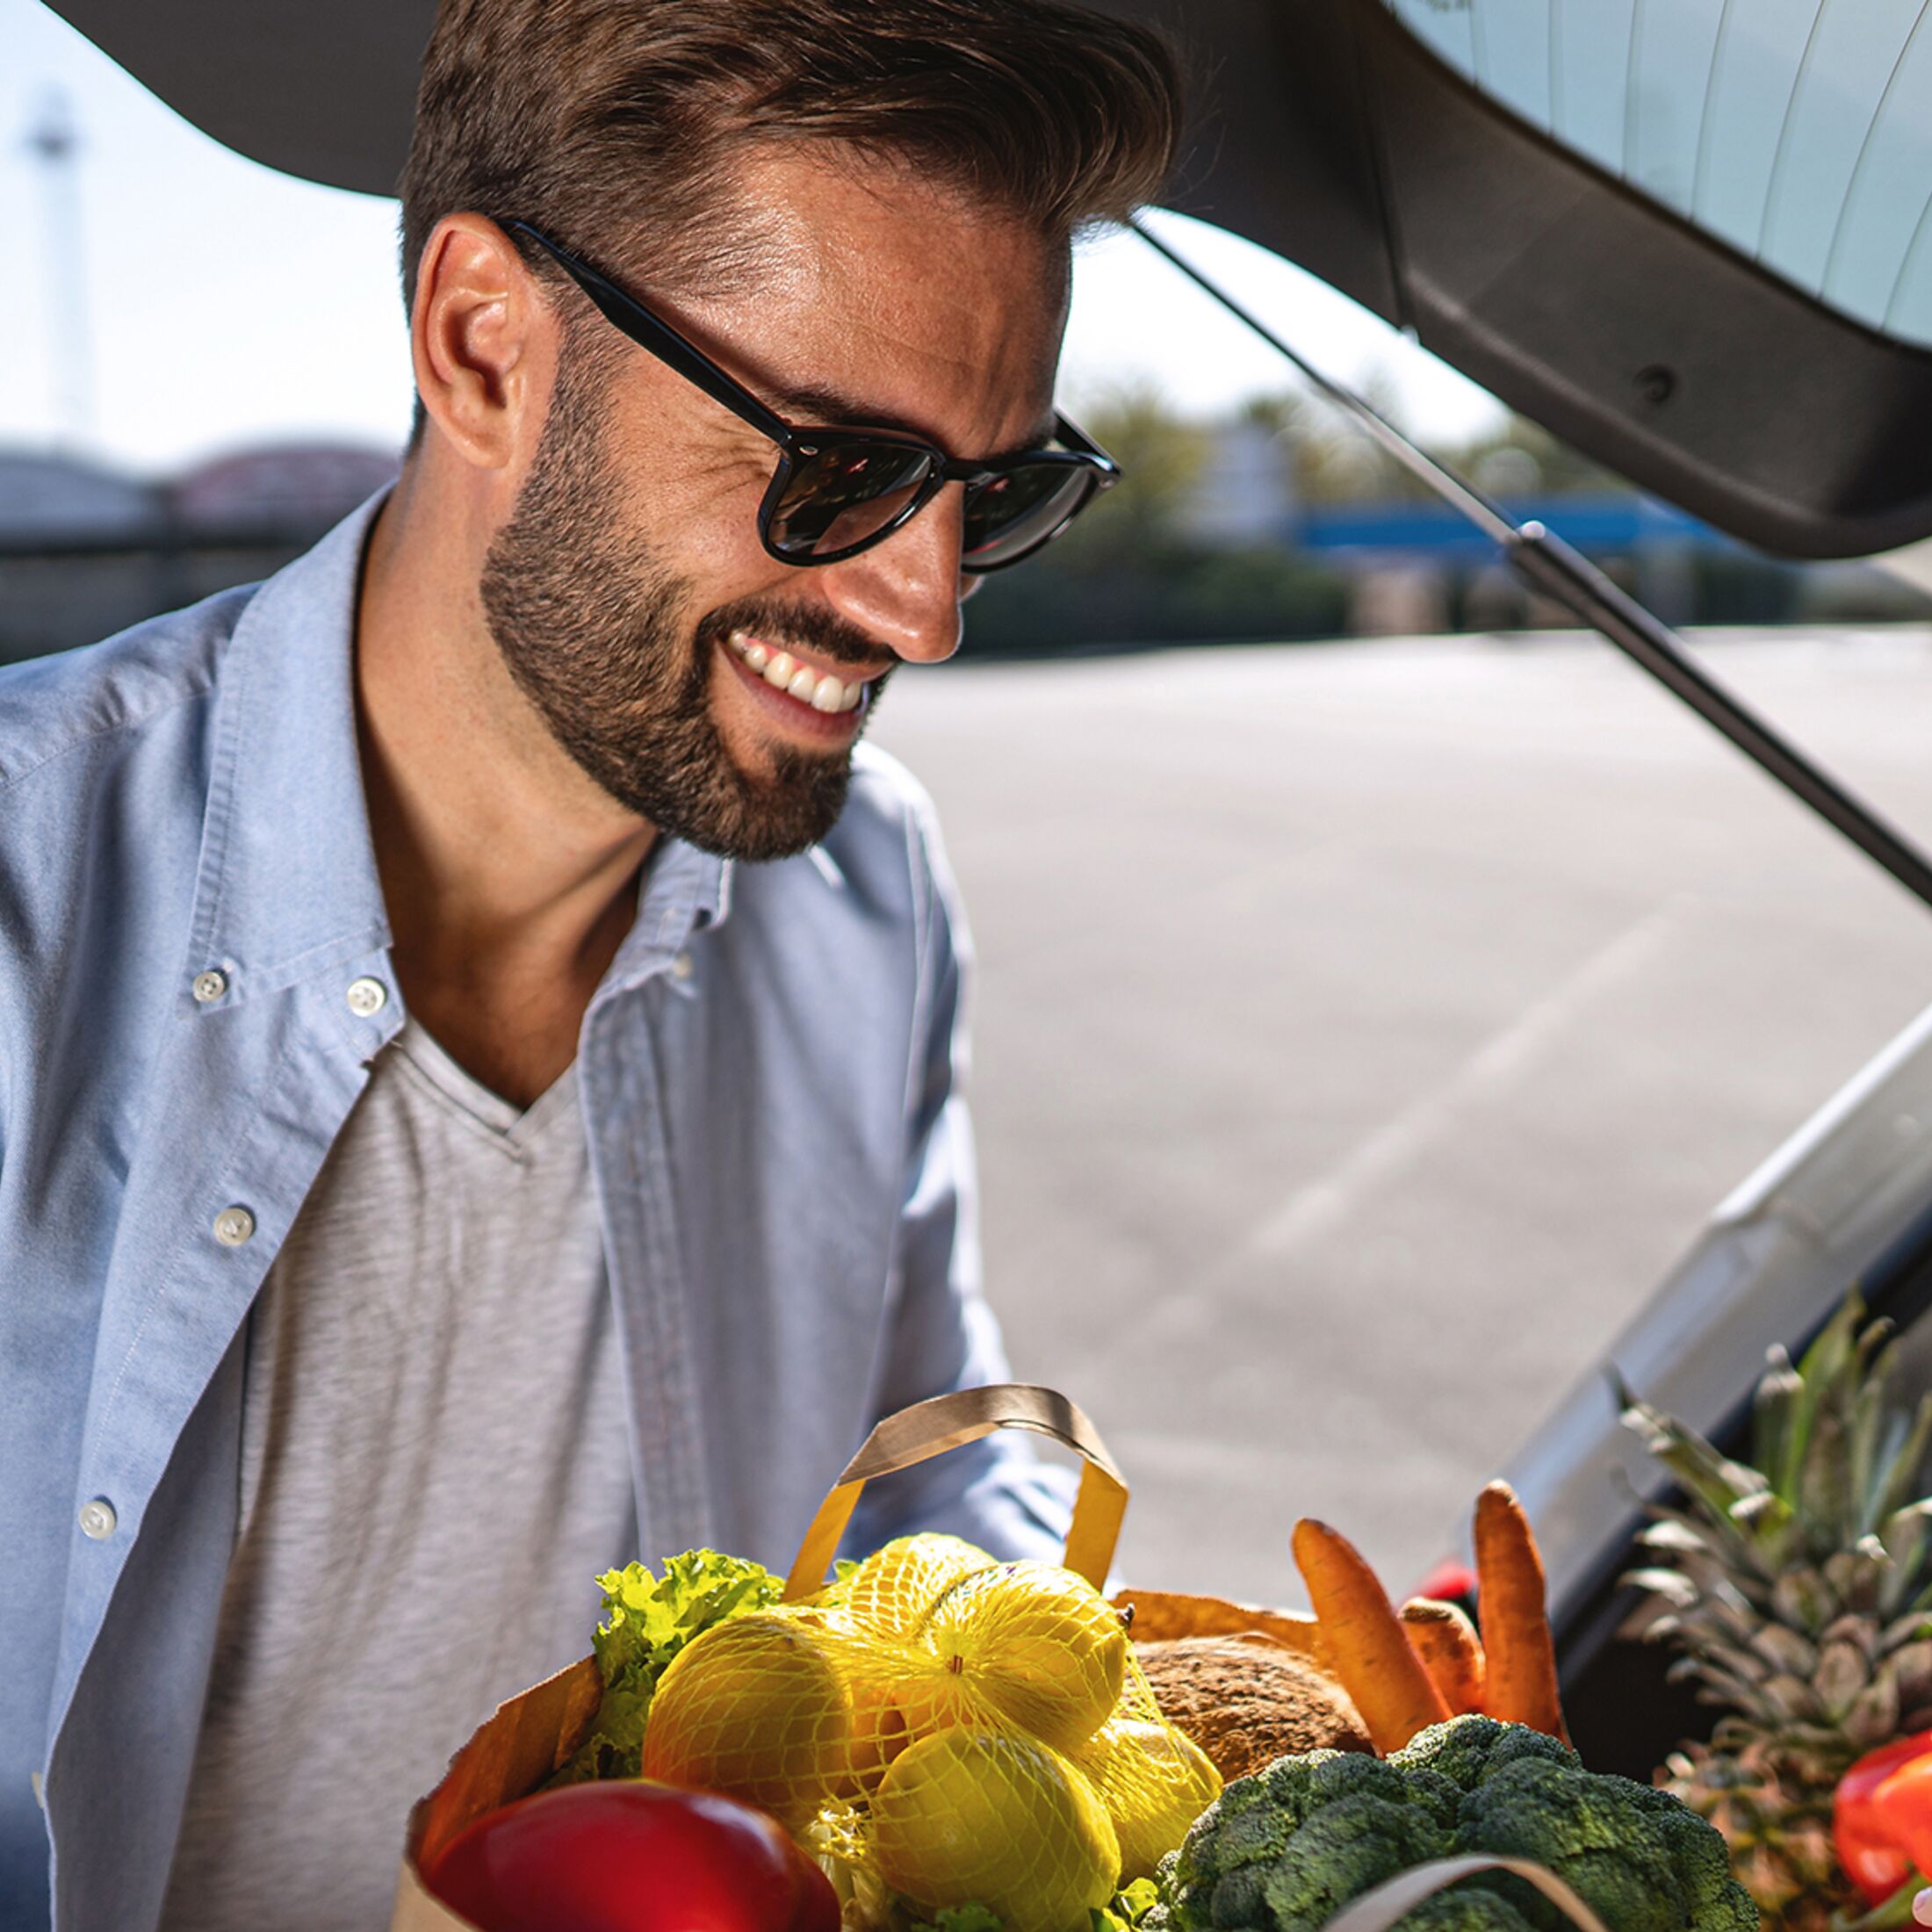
[389,1656,603,1931]
[390,1384,1126,1928]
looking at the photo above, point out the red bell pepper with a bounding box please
[1837,1732,1932,1907]
[424,1779,842,1932]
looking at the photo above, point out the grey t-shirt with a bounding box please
[159,1021,636,1932]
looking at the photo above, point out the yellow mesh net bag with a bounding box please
[638,1391,1221,1932]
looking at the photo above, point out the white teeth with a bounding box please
[731,632,868,714]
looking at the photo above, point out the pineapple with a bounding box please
[1621,1294,1932,1930]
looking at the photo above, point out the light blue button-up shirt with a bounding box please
[0,497,1071,1931]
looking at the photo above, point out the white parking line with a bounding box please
[1237,902,1684,1263]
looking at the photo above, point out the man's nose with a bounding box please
[816,485,970,667]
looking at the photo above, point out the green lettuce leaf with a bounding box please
[550,1548,784,1784]
[1095,1879,1166,1932]
[908,1908,1005,1932]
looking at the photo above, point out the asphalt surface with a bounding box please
[869,626,1932,1606]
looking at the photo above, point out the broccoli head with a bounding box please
[1258,1796,1452,1931]
[1453,1759,1685,1932]
[1391,1716,1577,1795]
[1176,1754,1453,1932]
[1391,1891,1539,1932]
[1164,1718,1755,1932]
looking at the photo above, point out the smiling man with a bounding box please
[0,2,1179,1928]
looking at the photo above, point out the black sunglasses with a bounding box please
[507,222,1119,573]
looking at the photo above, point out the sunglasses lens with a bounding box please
[768,443,937,559]
[962,464,1099,569]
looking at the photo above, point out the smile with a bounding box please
[726,629,870,715]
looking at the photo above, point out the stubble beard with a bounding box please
[478,348,889,863]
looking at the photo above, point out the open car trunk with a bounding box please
[47,0,1932,561]
[44,0,1932,1787]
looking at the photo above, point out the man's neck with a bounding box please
[354,474,658,1108]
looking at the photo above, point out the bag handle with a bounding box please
[782,1384,1128,1600]
[1320,1856,1612,1932]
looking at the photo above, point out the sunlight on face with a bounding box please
[482,147,1071,859]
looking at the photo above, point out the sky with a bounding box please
[1,0,1509,478]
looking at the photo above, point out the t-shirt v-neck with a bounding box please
[158,1016,635,1932]
[388,1015,581,1153]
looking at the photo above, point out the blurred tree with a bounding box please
[961,373,1856,654]
[1051,382,1212,570]
[1225,381,1626,504]
[1442,415,1626,499]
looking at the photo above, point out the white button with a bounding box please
[346,977,388,1017]
[191,970,227,1005]
[671,951,694,980]
[78,1498,116,1540]
[213,1205,256,1247]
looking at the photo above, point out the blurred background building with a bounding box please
[6,396,1923,664]
[0,442,398,660]
[5,0,1923,667]
[961,391,1929,655]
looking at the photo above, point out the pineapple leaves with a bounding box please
[1874,1395,1932,1527]
[1618,1289,1932,1930]
[1797,1409,1856,1559]
[1878,1500,1932,1614]
[1753,1344,1806,1501]
[1622,1395,1770,1527]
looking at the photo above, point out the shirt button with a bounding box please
[213,1205,256,1247]
[671,951,694,980]
[345,977,388,1017]
[78,1498,117,1540]
[191,970,228,1005]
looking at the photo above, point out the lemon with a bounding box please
[641,1611,850,1830]
[871,1728,1119,1932]
[843,1533,995,1639]
[919,1562,1128,1751]
[833,1668,912,1799]
[886,1656,983,1745]
[1070,1717,1222,1880]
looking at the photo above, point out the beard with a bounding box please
[479,349,891,863]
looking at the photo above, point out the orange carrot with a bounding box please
[1401,1597,1487,1715]
[1293,1518,1452,1754]
[1474,1481,1568,1742]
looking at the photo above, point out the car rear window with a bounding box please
[1383,0,1932,350]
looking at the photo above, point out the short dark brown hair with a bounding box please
[398,0,1182,313]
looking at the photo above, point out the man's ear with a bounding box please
[409,213,554,472]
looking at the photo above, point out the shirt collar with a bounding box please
[185,492,736,1007]
[183,494,393,1003]
[602,837,732,997]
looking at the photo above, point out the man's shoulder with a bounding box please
[832,741,947,871]
[811,741,962,917]
[724,744,959,952]
[0,583,254,803]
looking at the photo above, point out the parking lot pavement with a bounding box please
[869,626,1932,1603]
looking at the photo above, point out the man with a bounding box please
[0,2,1179,1926]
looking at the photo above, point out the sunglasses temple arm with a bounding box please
[507,222,797,449]
[1052,413,1113,468]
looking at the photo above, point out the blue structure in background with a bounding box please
[1295,494,1721,559]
